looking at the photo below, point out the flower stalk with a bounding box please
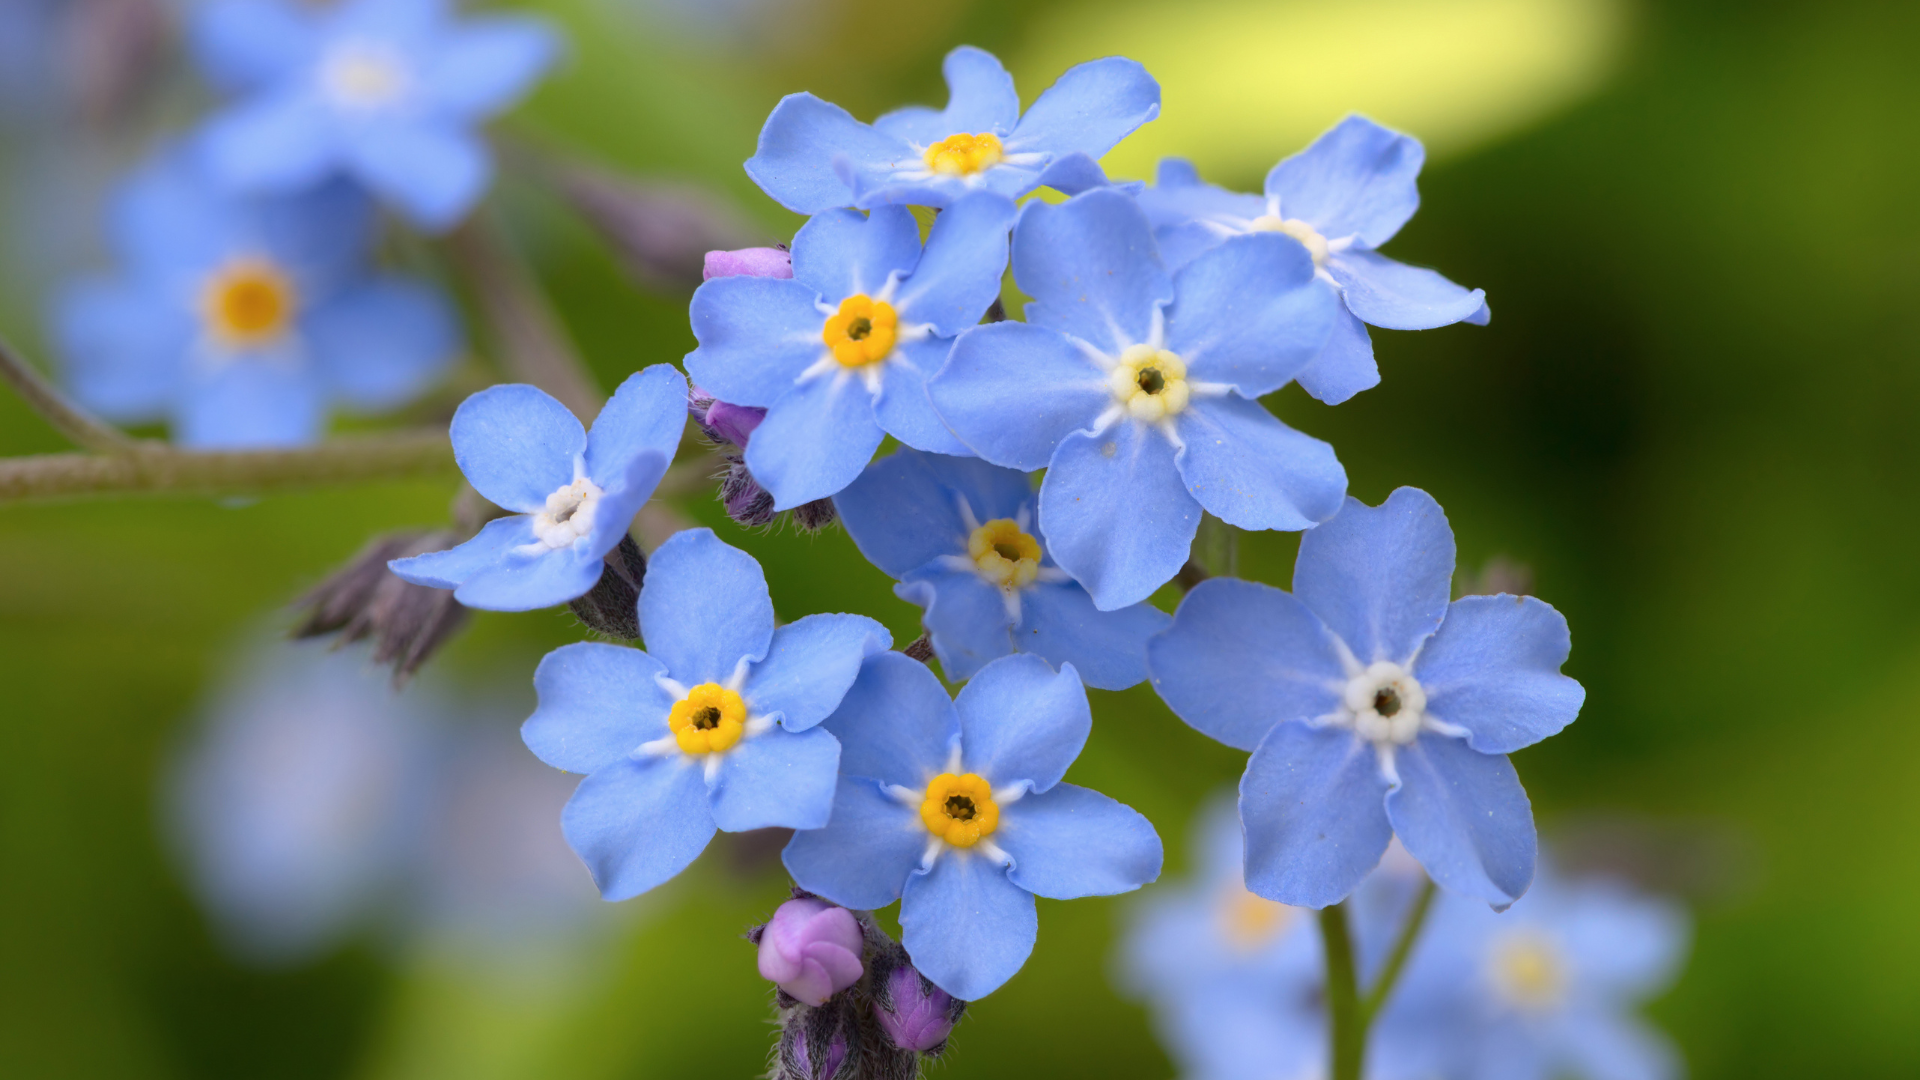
[1319,876,1440,1080]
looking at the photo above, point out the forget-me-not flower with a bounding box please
[190,0,559,230]
[1138,115,1489,405]
[930,187,1346,611]
[53,149,457,448]
[684,192,1015,509]
[783,652,1162,999]
[1148,488,1584,910]
[389,365,686,611]
[835,447,1169,689]
[525,529,892,900]
[746,45,1159,214]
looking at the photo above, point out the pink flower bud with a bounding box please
[703,246,793,281]
[874,960,962,1052]
[757,898,864,1006]
[688,385,766,449]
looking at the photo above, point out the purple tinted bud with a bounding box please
[721,460,776,527]
[703,246,793,281]
[777,1000,858,1080]
[706,399,766,448]
[874,963,962,1052]
[758,898,865,1007]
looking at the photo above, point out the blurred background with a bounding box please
[2,0,1918,1076]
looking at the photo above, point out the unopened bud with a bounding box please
[704,246,793,281]
[720,458,777,528]
[758,898,865,1007]
[870,948,965,1055]
[293,531,470,683]
[777,1000,858,1080]
[689,385,765,450]
[567,533,647,639]
[790,498,838,533]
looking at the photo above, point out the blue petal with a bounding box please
[1031,152,1128,198]
[792,204,923,303]
[306,278,457,410]
[422,17,559,119]
[929,321,1109,471]
[744,613,893,732]
[579,450,669,564]
[846,162,1040,212]
[1165,233,1337,397]
[835,447,1034,578]
[199,91,338,195]
[1265,115,1423,248]
[1556,884,1690,998]
[585,363,688,490]
[1013,188,1171,355]
[1006,56,1161,162]
[1295,306,1379,406]
[1329,248,1488,331]
[450,383,583,514]
[524,641,675,774]
[783,778,926,909]
[250,177,377,298]
[873,338,971,455]
[1147,577,1346,751]
[1560,1011,1681,1080]
[743,372,886,510]
[1039,421,1199,611]
[343,120,489,231]
[1240,722,1392,908]
[900,850,1037,999]
[873,46,1021,144]
[328,0,447,39]
[999,782,1161,899]
[1293,487,1454,666]
[453,543,602,611]
[1386,733,1535,909]
[189,0,315,90]
[111,152,242,283]
[1137,157,1266,230]
[51,278,190,423]
[1016,583,1169,691]
[708,725,841,832]
[1414,595,1583,755]
[822,651,958,786]
[954,653,1089,792]
[745,93,910,215]
[637,528,776,685]
[683,276,828,408]
[388,514,534,590]
[900,571,1015,683]
[561,755,714,901]
[1174,392,1347,531]
[178,360,325,449]
[892,192,1016,337]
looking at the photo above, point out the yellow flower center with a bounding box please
[923,132,1004,177]
[1488,930,1567,1011]
[919,772,998,848]
[822,294,899,368]
[200,258,297,347]
[1250,215,1330,267]
[1216,886,1299,951]
[967,519,1042,589]
[1107,344,1191,422]
[322,43,409,108]
[667,683,748,756]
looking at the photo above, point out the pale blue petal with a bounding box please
[1013,188,1170,355]
[112,153,242,283]
[999,782,1161,899]
[1386,733,1535,909]
[52,278,190,423]
[329,0,446,39]
[561,755,714,901]
[1174,393,1347,531]
[744,613,893,731]
[637,528,776,685]
[1560,1011,1681,1080]
[1264,115,1423,248]
[1466,300,1492,326]
[1329,248,1487,331]
[199,91,338,194]
[1240,722,1392,908]
[892,192,1016,337]
[900,851,1037,1000]
[899,571,1015,683]
[388,514,534,590]
[954,653,1089,792]
[1039,421,1198,611]
[1153,221,1233,275]
[873,46,1020,144]
[449,382,583,514]
[1016,583,1168,691]
[1165,233,1337,396]
[178,361,325,449]
[524,641,674,774]
[585,363,688,489]
[423,17,559,119]
[834,448,1029,578]
[249,177,376,298]
[1006,56,1161,162]
[822,651,958,786]
[190,0,315,90]
[1557,885,1689,999]
[683,276,827,408]
[792,205,922,303]
[1415,595,1583,754]
[452,543,602,611]
[708,725,841,832]
[1147,577,1346,751]
[1137,157,1266,230]
[743,373,886,509]
[1031,152,1128,198]
[579,451,669,563]
[846,162,1039,211]
[1295,306,1379,406]
[307,278,457,410]
[746,93,909,215]
[344,120,489,231]
[783,778,926,909]
[928,321,1109,471]
[873,338,971,455]
[1293,487,1454,665]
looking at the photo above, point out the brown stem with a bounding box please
[0,334,141,452]
[0,431,454,505]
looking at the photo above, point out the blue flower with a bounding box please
[389,365,686,611]
[782,652,1162,999]
[684,192,1016,509]
[1137,115,1489,406]
[523,529,892,901]
[52,149,457,448]
[189,0,559,230]
[929,187,1347,611]
[745,45,1159,214]
[1148,487,1585,910]
[835,447,1169,689]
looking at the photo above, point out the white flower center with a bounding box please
[1250,215,1330,267]
[1107,344,1191,423]
[531,478,603,550]
[320,42,410,109]
[1342,661,1426,745]
[1487,929,1568,1012]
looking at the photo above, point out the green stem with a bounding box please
[0,334,140,453]
[1361,877,1437,1022]
[0,431,455,505]
[1319,903,1366,1080]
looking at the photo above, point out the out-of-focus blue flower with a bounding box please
[930,187,1346,611]
[783,652,1162,999]
[835,447,1169,689]
[524,529,892,901]
[746,45,1159,214]
[1138,116,1489,406]
[51,149,457,448]
[685,192,1015,509]
[389,366,686,612]
[1148,488,1585,910]
[189,0,560,230]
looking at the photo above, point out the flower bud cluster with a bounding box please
[566,533,648,640]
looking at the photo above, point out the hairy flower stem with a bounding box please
[0,334,141,453]
[444,214,604,420]
[0,431,456,505]
[1319,904,1366,1080]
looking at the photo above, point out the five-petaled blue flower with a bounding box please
[930,187,1347,611]
[783,651,1163,999]
[1138,115,1489,406]
[1148,487,1584,910]
[745,45,1159,214]
[190,0,559,230]
[523,529,892,901]
[835,447,1169,689]
[389,365,685,611]
[53,149,457,448]
[684,191,1016,509]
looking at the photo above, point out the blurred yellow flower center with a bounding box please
[920,772,998,847]
[1217,887,1298,951]
[668,683,747,755]
[968,519,1042,589]
[923,132,1004,176]
[1251,215,1330,267]
[1108,344,1190,422]
[322,43,409,107]
[201,259,297,347]
[1488,930,1567,1011]
[823,294,898,367]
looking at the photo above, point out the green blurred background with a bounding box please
[3,0,1918,1075]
